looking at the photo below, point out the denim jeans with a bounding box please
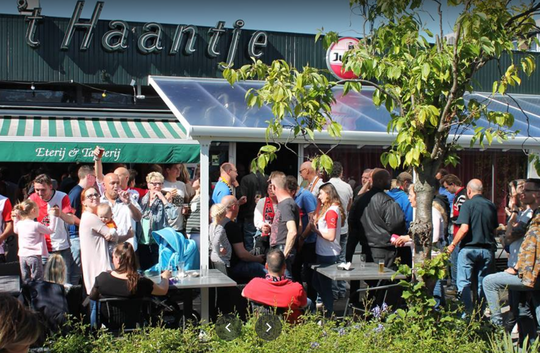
[242,219,257,253]
[456,247,494,312]
[229,260,266,282]
[433,279,446,308]
[483,271,540,330]
[69,237,82,285]
[313,254,338,316]
[20,255,43,282]
[448,231,459,287]
[271,244,295,279]
[90,299,99,328]
[332,233,348,297]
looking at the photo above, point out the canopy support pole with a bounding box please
[199,139,211,322]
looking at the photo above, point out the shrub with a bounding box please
[46,311,493,353]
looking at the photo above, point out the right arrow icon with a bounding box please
[255,314,282,341]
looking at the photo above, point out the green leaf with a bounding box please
[421,63,430,81]
[305,128,315,141]
[388,153,400,169]
[257,154,268,171]
[492,81,498,95]
[485,130,493,145]
[328,121,343,137]
[405,151,413,166]
[320,154,333,173]
[260,145,277,153]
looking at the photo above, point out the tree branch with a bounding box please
[505,2,540,29]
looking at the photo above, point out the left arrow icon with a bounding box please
[226,323,232,332]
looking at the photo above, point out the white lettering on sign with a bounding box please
[35,147,122,161]
[24,1,268,71]
[68,148,80,157]
[81,147,121,161]
[35,147,67,161]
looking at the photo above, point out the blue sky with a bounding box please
[0,0,459,36]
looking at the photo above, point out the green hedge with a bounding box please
[46,312,505,353]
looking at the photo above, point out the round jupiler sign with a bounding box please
[326,37,360,80]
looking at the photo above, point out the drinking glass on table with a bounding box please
[200,265,208,278]
[358,254,366,268]
[378,260,385,273]
[178,261,186,278]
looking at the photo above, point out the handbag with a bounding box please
[139,200,154,245]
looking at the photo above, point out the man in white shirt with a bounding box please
[328,162,353,299]
[299,161,323,197]
[114,166,140,203]
[100,173,141,250]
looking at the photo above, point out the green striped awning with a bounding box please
[0,116,188,140]
[0,115,199,163]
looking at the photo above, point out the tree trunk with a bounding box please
[410,163,439,262]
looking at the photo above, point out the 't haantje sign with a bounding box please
[25,1,268,69]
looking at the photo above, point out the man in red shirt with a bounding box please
[441,174,468,293]
[242,248,309,323]
[0,193,13,263]
[29,174,75,283]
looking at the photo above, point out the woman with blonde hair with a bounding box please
[209,203,232,268]
[44,253,67,285]
[139,171,179,270]
[311,182,345,316]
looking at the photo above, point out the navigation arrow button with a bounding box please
[215,314,241,341]
[255,314,282,341]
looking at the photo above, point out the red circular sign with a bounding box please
[326,37,360,80]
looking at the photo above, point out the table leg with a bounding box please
[201,288,209,323]
[183,289,193,329]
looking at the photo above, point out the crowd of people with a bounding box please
[0,148,539,347]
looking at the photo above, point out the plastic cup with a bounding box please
[378,260,385,273]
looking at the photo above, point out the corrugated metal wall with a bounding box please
[472,51,540,94]
[1,13,539,93]
[0,14,326,85]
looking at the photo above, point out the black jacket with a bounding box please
[349,188,406,248]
